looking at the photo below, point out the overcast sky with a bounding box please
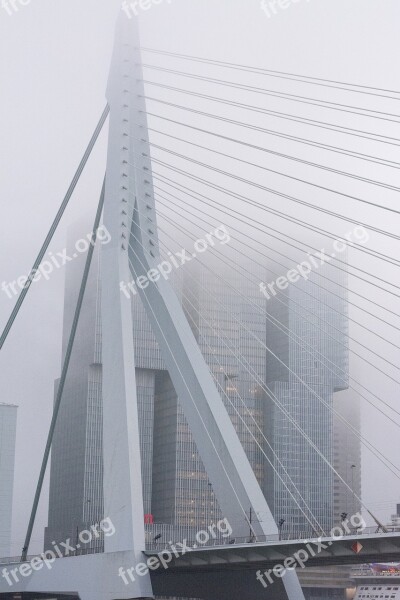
[0,0,399,554]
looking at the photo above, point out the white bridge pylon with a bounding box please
[102,12,304,600]
[0,13,304,600]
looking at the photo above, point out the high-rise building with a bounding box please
[46,223,267,545]
[264,263,349,535]
[45,218,168,549]
[45,223,104,550]
[151,259,266,530]
[0,403,17,557]
[333,388,362,523]
[46,221,353,584]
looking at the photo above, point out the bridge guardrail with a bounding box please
[0,547,103,565]
[1,526,397,564]
[145,525,400,552]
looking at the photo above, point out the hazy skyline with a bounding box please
[0,0,399,555]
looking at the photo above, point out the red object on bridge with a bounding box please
[351,541,363,554]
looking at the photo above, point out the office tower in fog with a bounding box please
[333,389,362,522]
[0,403,17,557]
[45,223,104,550]
[46,219,353,559]
[45,220,267,544]
[264,263,349,535]
[151,260,266,528]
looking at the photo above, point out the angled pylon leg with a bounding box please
[127,211,305,600]
[106,9,305,599]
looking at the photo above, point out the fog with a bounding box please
[0,0,399,555]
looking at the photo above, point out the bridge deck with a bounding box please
[145,532,400,571]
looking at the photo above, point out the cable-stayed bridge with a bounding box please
[0,8,399,600]
[2,529,400,600]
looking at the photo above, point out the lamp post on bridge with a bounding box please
[278,519,285,541]
[351,464,357,518]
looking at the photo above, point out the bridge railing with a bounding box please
[0,526,397,564]
[0,547,103,565]
[145,525,400,552]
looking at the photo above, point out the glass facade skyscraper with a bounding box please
[46,220,351,568]
[45,222,104,550]
[333,388,362,522]
[151,259,266,529]
[0,403,17,557]
[45,230,267,545]
[264,263,349,535]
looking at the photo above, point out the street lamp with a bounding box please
[340,512,348,529]
[351,464,357,518]
[278,519,285,541]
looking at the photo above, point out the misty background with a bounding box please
[0,0,399,554]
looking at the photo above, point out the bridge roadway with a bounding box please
[147,531,400,599]
[0,531,399,600]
